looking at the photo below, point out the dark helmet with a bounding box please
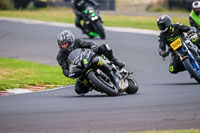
[57,30,75,52]
[157,15,172,33]
[71,0,85,5]
[192,1,200,14]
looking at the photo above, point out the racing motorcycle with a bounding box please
[68,48,138,96]
[163,33,200,83]
[82,7,105,39]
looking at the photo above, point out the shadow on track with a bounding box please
[52,93,139,99]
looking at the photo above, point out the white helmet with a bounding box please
[192,1,200,14]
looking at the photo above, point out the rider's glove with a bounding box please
[68,67,83,78]
[158,49,169,58]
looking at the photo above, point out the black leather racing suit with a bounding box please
[158,24,192,74]
[57,39,116,94]
[72,0,99,32]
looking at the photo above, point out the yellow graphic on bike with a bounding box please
[170,38,182,51]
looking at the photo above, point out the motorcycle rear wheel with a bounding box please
[184,58,200,83]
[87,71,118,96]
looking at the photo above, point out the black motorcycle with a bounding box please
[82,7,105,39]
[68,48,138,96]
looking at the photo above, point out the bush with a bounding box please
[0,0,14,10]
[12,0,33,9]
[34,1,47,8]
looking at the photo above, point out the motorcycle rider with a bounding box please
[71,0,99,34]
[189,0,200,48]
[56,30,125,95]
[157,15,198,74]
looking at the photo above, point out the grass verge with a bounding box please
[0,57,75,91]
[127,129,200,133]
[0,7,190,30]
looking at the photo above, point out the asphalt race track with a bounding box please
[0,19,200,133]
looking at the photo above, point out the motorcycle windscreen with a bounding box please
[68,49,83,65]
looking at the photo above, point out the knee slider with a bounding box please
[169,66,178,74]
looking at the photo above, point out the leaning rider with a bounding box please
[56,30,125,95]
[157,15,197,74]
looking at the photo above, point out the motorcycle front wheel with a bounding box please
[87,71,118,96]
[94,20,105,39]
[125,78,139,94]
[184,58,200,83]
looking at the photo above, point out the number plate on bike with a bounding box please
[170,38,182,50]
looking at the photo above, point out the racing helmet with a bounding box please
[57,30,75,52]
[192,1,200,14]
[157,15,172,33]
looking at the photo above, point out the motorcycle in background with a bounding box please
[82,7,105,39]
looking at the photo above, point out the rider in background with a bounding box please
[56,30,125,95]
[71,0,99,34]
[189,0,200,48]
[157,15,197,74]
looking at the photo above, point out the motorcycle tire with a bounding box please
[184,58,200,83]
[125,78,139,94]
[94,20,105,39]
[87,71,118,96]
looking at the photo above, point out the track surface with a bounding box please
[0,20,200,133]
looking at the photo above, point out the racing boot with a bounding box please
[112,58,125,70]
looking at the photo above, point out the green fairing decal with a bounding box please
[91,13,95,17]
[84,59,88,64]
[83,10,87,14]
[89,32,99,37]
[86,69,93,75]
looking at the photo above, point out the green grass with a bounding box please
[126,129,200,133]
[0,57,75,91]
[0,7,190,30]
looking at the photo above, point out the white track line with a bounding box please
[0,17,160,35]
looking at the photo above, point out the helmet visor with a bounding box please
[61,42,69,49]
[158,23,168,32]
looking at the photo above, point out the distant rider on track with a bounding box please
[71,0,99,34]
